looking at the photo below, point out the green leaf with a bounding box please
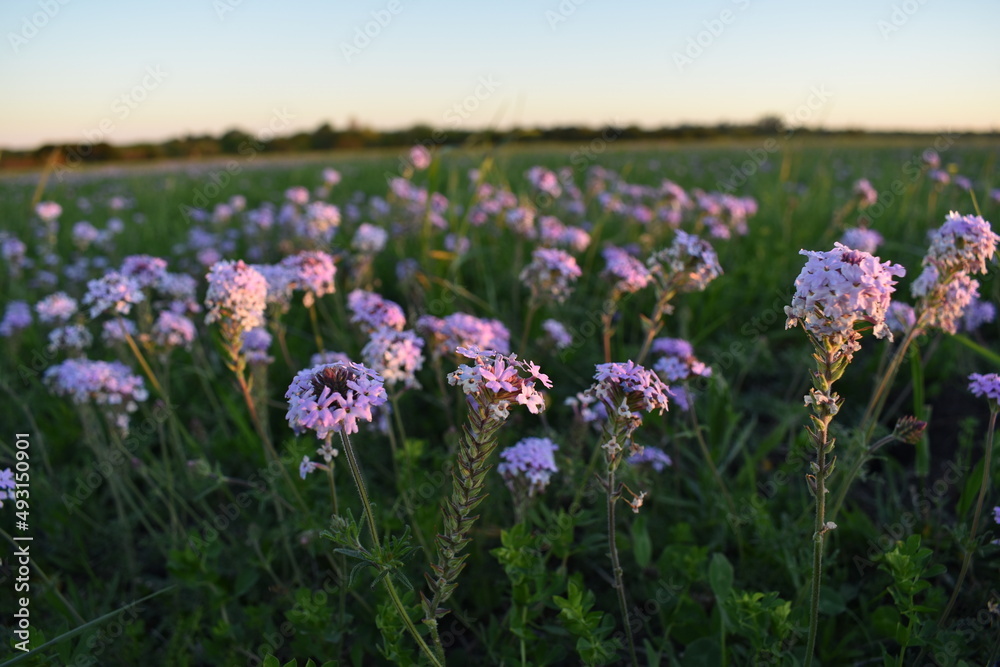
[262,657,281,667]
[708,552,733,599]
[632,514,653,568]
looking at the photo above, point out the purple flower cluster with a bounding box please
[286,361,388,439]
[925,212,999,275]
[840,227,883,254]
[497,436,560,498]
[651,337,712,382]
[102,318,137,345]
[45,359,148,433]
[648,231,723,293]
[911,268,980,335]
[447,347,551,418]
[885,302,916,335]
[853,179,878,208]
[83,271,145,319]
[242,327,274,364]
[204,260,268,336]
[361,327,425,389]
[526,166,562,198]
[280,250,337,304]
[348,289,406,333]
[519,247,582,304]
[584,360,670,459]
[48,324,93,352]
[418,312,511,356]
[961,297,996,332]
[121,255,168,288]
[968,373,1000,403]
[602,246,652,294]
[35,292,79,324]
[785,243,905,361]
[153,311,197,349]
[0,301,32,337]
[0,468,13,508]
[542,319,573,350]
[627,445,673,472]
[352,222,389,254]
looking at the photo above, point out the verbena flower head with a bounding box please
[409,145,432,170]
[251,263,297,310]
[886,302,916,335]
[498,436,559,498]
[45,359,148,434]
[418,312,511,356]
[602,246,652,294]
[0,468,13,508]
[35,201,62,222]
[101,318,137,345]
[648,231,723,293]
[853,179,878,208]
[911,267,979,335]
[542,319,573,350]
[280,250,337,305]
[784,243,905,360]
[242,327,273,364]
[83,271,145,319]
[627,445,673,472]
[352,222,388,254]
[310,350,352,366]
[204,260,267,335]
[153,311,197,350]
[585,360,669,459]
[121,255,168,289]
[36,292,79,324]
[519,247,582,304]
[0,301,32,337]
[651,337,712,382]
[361,327,425,389]
[925,212,999,275]
[840,227,883,254]
[48,324,93,353]
[448,347,551,419]
[961,297,996,332]
[968,373,1000,405]
[347,289,406,334]
[286,361,388,439]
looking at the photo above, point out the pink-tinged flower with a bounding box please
[242,327,273,364]
[285,186,310,206]
[840,227,883,254]
[285,361,388,439]
[519,247,582,304]
[448,347,550,417]
[322,168,342,186]
[961,297,996,332]
[121,255,168,289]
[886,302,916,335]
[102,318,137,345]
[651,337,712,382]
[925,212,999,275]
[251,263,297,310]
[648,231,723,293]
[48,324,93,353]
[954,175,972,191]
[310,350,353,366]
[72,221,100,250]
[361,327,424,389]
[929,169,950,185]
[602,246,652,294]
[83,271,145,319]
[912,269,980,334]
[299,456,319,479]
[784,243,905,361]
[418,312,511,356]
[526,166,562,198]
[36,292,79,324]
[153,311,197,350]
[542,319,572,350]
[348,289,406,334]
[505,206,537,239]
[45,359,148,434]
[585,360,669,460]
[627,445,673,472]
[35,201,62,222]
[498,437,559,498]
[969,373,1000,403]
[409,145,432,170]
[922,150,940,169]
[0,301,32,337]
[280,250,337,306]
[352,223,388,254]
[204,260,267,335]
[853,179,878,208]
[156,272,198,303]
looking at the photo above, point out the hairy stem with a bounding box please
[607,467,639,667]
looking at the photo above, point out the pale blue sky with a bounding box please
[1,0,998,149]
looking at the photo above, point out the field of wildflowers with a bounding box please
[1,137,999,665]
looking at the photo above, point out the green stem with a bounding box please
[937,408,997,628]
[607,466,639,667]
[804,429,828,667]
[338,431,443,667]
[308,302,325,354]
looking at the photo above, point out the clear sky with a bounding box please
[1,0,998,150]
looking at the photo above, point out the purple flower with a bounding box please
[418,312,511,356]
[853,179,878,208]
[953,175,972,191]
[925,212,999,275]
[961,298,996,332]
[785,243,905,361]
[121,255,168,289]
[448,347,551,417]
[886,302,916,335]
[72,221,100,249]
[0,468,14,508]
[323,168,341,186]
[651,338,711,382]
[35,201,62,222]
[48,324,93,352]
[361,327,425,389]
[310,350,353,366]
[840,227,883,254]
[280,251,337,305]
[348,289,406,334]
[648,231,723,293]
[542,319,572,350]
[922,150,940,169]
[285,186,310,206]
[585,360,669,460]
[968,373,1000,403]
[912,267,979,334]
[0,301,32,337]
[102,318,137,345]
[409,145,432,170]
[627,446,673,472]
[36,292,78,324]
[204,260,267,335]
[993,506,1000,525]
[602,246,652,294]
[519,247,582,304]
[352,223,388,254]
[498,437,559,497]
[83,271,145,319]
[242,327,273,364]
[286,361,388,439]
[299,456,319,479]
[153,311,197,349]
[526,166,562,198]
[45,359,148,433]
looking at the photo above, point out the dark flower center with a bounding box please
[311,366,355,399]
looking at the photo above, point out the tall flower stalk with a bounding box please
[422,346,550,662]
[784,243,905,666]
[582,360,670,667]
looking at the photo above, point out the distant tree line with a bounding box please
[1,117,994,170]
